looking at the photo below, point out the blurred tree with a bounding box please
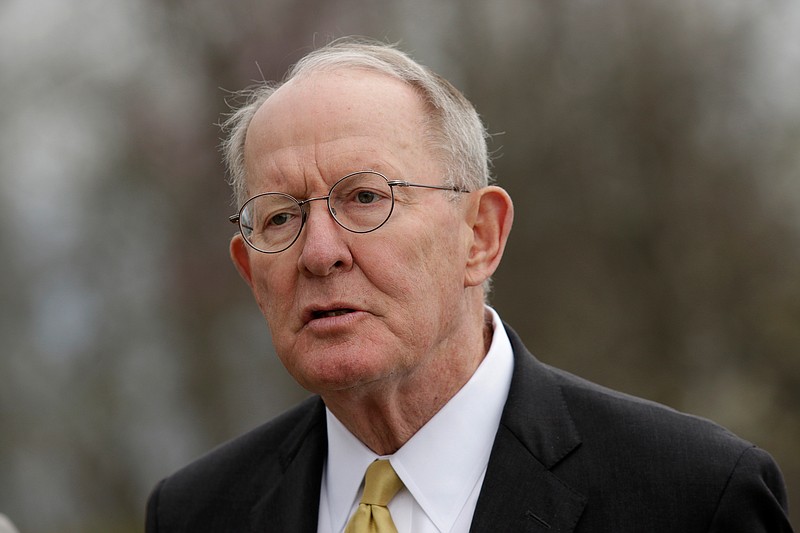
[0,0,797,530]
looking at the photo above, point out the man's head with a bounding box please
[223,37,492,208]
[224,38,513,401]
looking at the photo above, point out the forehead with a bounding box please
[243,68,436,192]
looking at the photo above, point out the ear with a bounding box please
[230,234,255,288]
[464,186,514,288]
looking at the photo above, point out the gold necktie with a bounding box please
[345,460,404,533]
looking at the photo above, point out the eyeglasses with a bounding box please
[229,170,469,253]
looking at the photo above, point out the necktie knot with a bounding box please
[361,460,403,506]
[345,460,404,533]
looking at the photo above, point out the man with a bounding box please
[146,38,792,532]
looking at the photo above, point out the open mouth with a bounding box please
[311,308,356,320]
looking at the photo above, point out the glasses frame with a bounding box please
[229,170,470,253]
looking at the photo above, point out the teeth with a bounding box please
[315,309,353,318]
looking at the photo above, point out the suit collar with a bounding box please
[249,397,327,533]
[245,325,587,532]
[470,323,586,532]
[502,324,582,469]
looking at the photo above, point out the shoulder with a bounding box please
[504,322,755,460]
[502,324,791,530]
[146,396,325,530]
[166,395,324,485]
[547,363,790,529]
[550,362,752,459]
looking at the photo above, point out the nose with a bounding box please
[296,200,354,277]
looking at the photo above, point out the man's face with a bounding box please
[231,69,481,396]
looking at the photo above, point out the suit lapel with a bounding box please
[249,398,327,533]
[470,324,587,532]
[245,325,587,532]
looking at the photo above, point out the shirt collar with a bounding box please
[324,307,514,531]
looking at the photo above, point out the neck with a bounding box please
[322,308,494,455]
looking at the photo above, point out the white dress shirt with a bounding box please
[317,307,514,533]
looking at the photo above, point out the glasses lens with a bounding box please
[240,193,303,253]
[329,172,394,232]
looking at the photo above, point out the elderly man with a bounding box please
[146,38,792,532]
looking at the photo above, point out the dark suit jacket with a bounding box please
[146,325,792,532]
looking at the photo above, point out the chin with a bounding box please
[291,354,391,395]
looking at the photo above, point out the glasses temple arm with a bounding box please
[387,180,470,193]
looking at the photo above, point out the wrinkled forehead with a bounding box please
[247,69,429,149]
[242,69,439,193]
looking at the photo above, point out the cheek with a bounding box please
[410,217,466,277]
[358,232,430,295]
[249,260,296,319]
[367,220,466,305]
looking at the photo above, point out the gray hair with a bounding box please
[221,37,492,207]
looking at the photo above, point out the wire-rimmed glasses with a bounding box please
[229,170,469,253]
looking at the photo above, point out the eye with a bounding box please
[258,204,300,232]
[269,212,293,226]
[355,190,381,204]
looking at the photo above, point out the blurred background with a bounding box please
[1,0,798,530]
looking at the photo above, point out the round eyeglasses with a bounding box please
[229,170,470,253]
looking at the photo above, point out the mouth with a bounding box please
[303,306,360,325]
[311,308,356,320]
